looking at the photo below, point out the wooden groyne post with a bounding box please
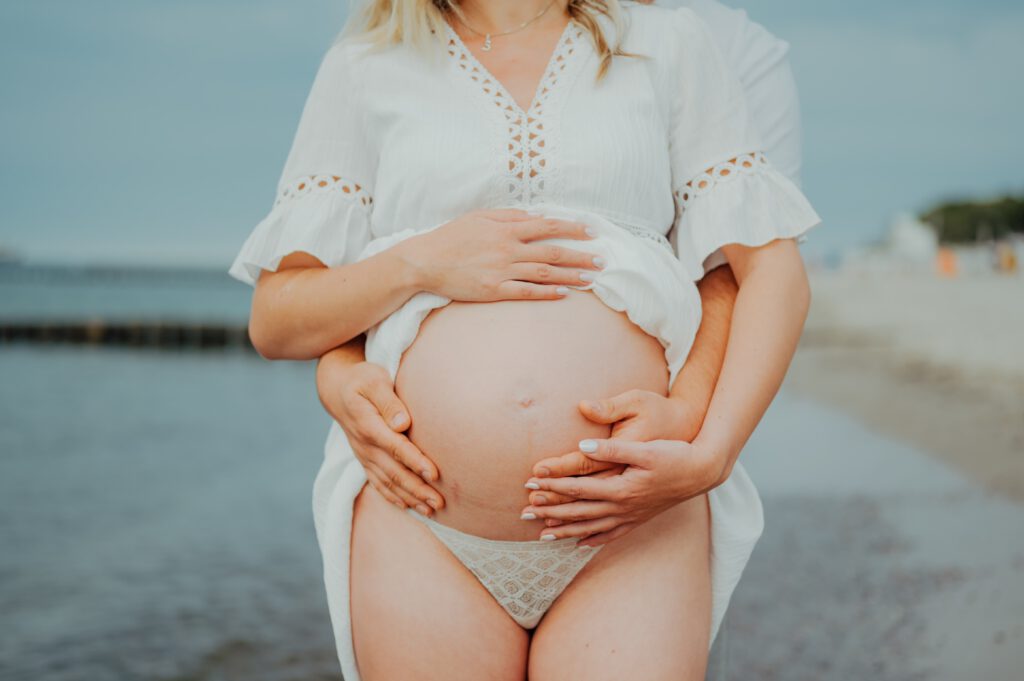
[0,320,255,351]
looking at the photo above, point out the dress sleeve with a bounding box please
[228,41,377,287]
[665,7,821,281]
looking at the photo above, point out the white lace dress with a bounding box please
[228,3,821,679]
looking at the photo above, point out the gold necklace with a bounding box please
[453,0,560,51]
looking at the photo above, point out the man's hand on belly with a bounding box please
[518,389,711,546]
[317,343,445,516]
[521,436,730,548]
[525,388,703,507]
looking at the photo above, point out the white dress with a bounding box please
[228,3,820,678]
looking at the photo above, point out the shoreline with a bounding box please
[784,271,1024,502]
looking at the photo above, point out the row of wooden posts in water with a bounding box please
[0,321,255,350]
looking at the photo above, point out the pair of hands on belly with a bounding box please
[317,353,728,547]
[519,391,729,547]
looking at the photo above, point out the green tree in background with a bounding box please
[921,194,1024,244]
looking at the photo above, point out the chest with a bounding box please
[364,19,675,232]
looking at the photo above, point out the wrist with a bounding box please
[316,352,350,411]
[667,394,704,442]
[690,431,737,489]
[389,233,437,295]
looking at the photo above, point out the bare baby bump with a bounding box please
[394,290,670,541]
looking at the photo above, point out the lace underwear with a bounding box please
[405,509,604,628]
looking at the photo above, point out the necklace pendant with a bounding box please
[482,34,492,51]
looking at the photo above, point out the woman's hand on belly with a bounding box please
[520,437,730,548]
[395,208,604,302]
[316,356,445,516]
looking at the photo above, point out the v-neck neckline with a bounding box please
[442,16,580,118]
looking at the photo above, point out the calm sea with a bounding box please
[1,266,344,680]
[0,264,251,324]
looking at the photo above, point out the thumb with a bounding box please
[363,379,411,432]
[578,391,640,425]
[577,438,653,469]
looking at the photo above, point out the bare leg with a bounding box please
[527,494,712,681]
[351,484,531,681]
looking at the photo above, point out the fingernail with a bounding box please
[584,226,597,237]
[592,256,606,269]
[420,469,433,482]
[578,271,594,282]
[426,498,440,510]
[391,413,406,428]
[540,534,557,541]
[524,481,540,490]
[582,400,600,413]
[416,504,430,516]
[535,466,551,478]
[556,286,570,295]
[534,494,548,505]
[579,439,598,452]
[520,512,537,520]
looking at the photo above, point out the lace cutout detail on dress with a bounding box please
[674,152,769,209]
[275,174,374,209]
[444,21,586,205]
[408,510,602,629]
[619,223,674,252]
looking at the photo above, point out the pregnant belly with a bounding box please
[394,290,670,541]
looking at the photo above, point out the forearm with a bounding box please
[667,264,738,439]
[693,241,810,481]
[249,244,422,360]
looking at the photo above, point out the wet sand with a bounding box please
[785,271,1024,501]
[729,393,1024,681]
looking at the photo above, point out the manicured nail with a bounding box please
[535,466,551,478]
[524,481,541,490]
[579,439,598,452]
[533,494,548,505]
[520,512,537,520]
[416,504,431,516]
[578,271,594,282]
[556,286,570,295]
[391,413,406,428]
[592,256,606,269]
[584,226,597,237]
[540,534,557,541]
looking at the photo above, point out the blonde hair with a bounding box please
[337,0,647,80]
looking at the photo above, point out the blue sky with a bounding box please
[1,0,1021,266]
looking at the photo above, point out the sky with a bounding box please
[1,0,1021,267]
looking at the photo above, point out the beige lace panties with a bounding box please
[406,509,604,628]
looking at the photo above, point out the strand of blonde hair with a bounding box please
[337,0,648,80]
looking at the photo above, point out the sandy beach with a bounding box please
[785,271,1024,501]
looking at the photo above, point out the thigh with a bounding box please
[350,483,530,681]
[527,494,712,681]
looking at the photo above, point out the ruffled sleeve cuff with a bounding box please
[673,152,821,280]
[228,175,374,287]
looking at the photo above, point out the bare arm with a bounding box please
[694,238,810,483]
[250,248,421,361]
[666,263,738,440]
[248,211,600,360]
